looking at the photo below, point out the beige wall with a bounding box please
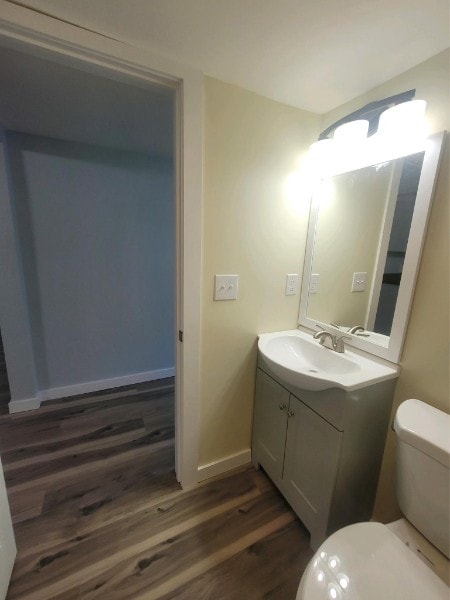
[200,77,320,466]
[201,49,449,521]
[323,49,450,521]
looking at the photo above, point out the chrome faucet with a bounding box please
[347,325,370,337]
[313,330,350,353]
[348,325,365,334]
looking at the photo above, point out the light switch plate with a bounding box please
[285,273,299,296]
[214,274,239,300]
[351,272,367,292]
[310,273,320,294]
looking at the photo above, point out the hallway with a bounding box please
[0,380,312,599]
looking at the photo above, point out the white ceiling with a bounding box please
[11,0,450,114]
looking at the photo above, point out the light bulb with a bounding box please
[333,119,369,143]
[377,99,426,140]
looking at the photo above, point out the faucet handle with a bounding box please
[336,334,352,342]
[316,322,343,334]
[313,330,327,341]
[334,334,351,353]
[348,325,365,334]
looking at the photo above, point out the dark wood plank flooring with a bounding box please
[0,379,312,599]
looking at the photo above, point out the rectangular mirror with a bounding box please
[298,131,446,363]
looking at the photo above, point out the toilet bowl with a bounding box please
[297,399,450,599]
[296,522,448,599]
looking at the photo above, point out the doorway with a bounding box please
[1,19,201,487]
[0,43,176,392]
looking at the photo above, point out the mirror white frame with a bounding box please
[298,130,446,364]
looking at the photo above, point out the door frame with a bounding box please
[0,455,16,600]
[0,1,203,489]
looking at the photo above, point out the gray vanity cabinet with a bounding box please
[283,395,342,542]
[253,368,289,482]
[252,363,395,550]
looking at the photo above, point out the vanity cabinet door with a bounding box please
[252,369,289,482]
[283,395,342,544]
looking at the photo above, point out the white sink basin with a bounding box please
[258,329,399,391]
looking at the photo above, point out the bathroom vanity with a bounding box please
[252,130,445,551]
[252,352,397,550]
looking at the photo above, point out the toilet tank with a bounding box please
[394,399,450,558]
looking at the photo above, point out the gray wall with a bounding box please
[0,136,38,402]
[3,131,174,395]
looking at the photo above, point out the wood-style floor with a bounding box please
[0,379,313,599]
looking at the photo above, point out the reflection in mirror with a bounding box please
[306,152,424,347]
[299,130,445,364]
[373,153,424,334]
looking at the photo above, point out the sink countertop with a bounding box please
[258,329,399,392]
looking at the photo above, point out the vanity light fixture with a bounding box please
[372,99,427,160]
[330,119,369,174]
[377,99,426,141]
[309,99,427,177]
[308,138,335,163]
[307,138,335,177]
[333,119,369,143]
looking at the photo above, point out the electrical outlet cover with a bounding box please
[214,274,239,300]
[351,272,367,292]
[285,273,299,296]
[310,273,320,294]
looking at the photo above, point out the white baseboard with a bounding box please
[8,396,41,414]
[7,368,174,414]
[39,368,175,402]
[197,449,252,482]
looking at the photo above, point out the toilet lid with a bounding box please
[298,522,448,600]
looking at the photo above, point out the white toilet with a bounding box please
[297,399,450,599]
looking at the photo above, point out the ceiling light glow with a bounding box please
[307,100,427,176]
